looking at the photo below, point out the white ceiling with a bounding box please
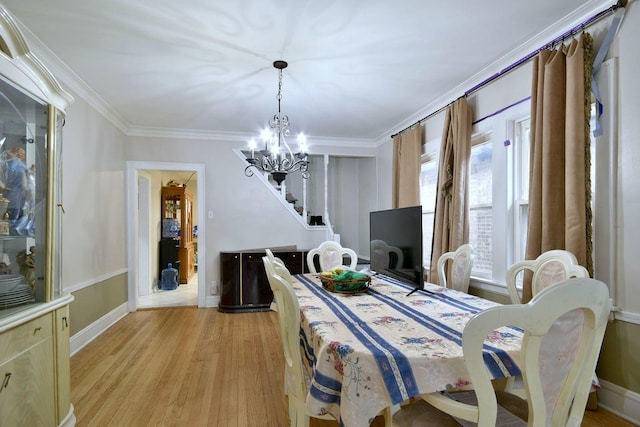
[1,0,612,145]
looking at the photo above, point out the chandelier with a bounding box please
[244,60,310,186]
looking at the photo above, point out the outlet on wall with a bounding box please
[211,280,217,294]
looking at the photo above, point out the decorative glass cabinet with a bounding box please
[0,82,56,314]
[0,5,76,427]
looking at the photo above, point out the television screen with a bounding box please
[370,206,423,290]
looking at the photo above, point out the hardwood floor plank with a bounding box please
[70,307,634,427]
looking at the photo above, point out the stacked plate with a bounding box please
[0,275,34,308]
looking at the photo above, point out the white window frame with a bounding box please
[468,101,530,289]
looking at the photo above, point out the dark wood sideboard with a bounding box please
[219,250,311,313]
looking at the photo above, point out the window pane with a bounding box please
[518,121,530,201]
[422,213,434,266]
[420,161,437,211]
[420,161,437,266]
[468,142,493,277]
[514,118,531,262]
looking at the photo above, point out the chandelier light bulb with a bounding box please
[248,138,257,158]
[298,133,308,154]
[260,128,271,142]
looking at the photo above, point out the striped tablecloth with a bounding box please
[294,273,523,427]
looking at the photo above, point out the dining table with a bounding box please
[292,273,524,427]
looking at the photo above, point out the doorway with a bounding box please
[126,161,206,311]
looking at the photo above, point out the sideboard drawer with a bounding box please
[0,314,53,361]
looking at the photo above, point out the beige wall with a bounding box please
[69,273,127,336]
[599,321,640,393]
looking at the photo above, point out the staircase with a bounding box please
[240,149,334,238]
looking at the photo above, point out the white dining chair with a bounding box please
[370,239,404,270]
[436,244,474,292]
[306,240,357,274]
[393,278,611,427]
[506,249,589,304]
[263,256,296,397]
[505,249,595,400]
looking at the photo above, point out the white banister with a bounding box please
[302,177,308,221]
[323,154,335,240]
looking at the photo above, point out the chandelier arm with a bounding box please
[262,155,277,171]
[280,133,295,160]
[279,157,293,170]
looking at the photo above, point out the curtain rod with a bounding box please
[390,0,625,139]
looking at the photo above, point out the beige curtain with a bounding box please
[524,33,594,302]
[392,124,424,208]
[429,98,472,285]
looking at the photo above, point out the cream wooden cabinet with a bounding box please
[0,313,55,426]
[0,5,75,427]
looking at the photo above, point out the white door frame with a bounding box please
[126,161,206,311]
[137,174,152,296]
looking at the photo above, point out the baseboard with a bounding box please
[204,295,220,308]
[70,303,129,356]
[597,379,640,425]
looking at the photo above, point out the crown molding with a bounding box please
[0,7,73,110]
[126,126,246,141]
[12,16,131,133]
[127,124,378,149]
[17,23,379,149]
[10,0,615,147]
[379,0,617,144]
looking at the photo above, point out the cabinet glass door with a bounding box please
[0,76,50,317]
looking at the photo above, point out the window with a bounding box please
[420,157,437,268]
[468,135,493,278]
[419,64,615,305]
[513,118,530,264]
[419,101,531,285]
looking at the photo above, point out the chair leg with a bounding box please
[284,367,289,396]
[289,397,310,427]
[383,405,396,427]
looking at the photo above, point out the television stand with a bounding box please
[406,287,420,297]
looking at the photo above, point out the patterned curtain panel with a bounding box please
[524,32,594,302]
[429,98,472,286]
[392,124,423,208]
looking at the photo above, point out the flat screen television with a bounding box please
[369,206,423,293]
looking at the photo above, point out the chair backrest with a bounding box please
[506,249,589,304]
[462,278,610,427]
[370,239,404,270]
[436,244,474,292]
[306,240,357,274]
[265,248,276,262]
[262,257,308,402]
[265,249,294,283]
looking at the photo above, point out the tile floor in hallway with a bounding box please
[138,274,198,308]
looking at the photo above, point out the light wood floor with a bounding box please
[71,307,635,426]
